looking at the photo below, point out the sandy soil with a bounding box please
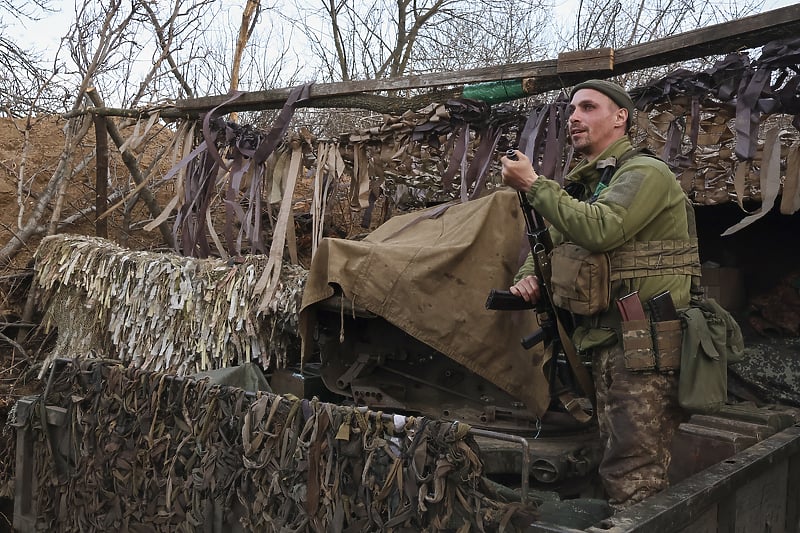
[0,113,336,391]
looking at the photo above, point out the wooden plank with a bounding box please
[787,452,800,533]
[173,60,555,114]
[688,413,776,440]
[168,4,800,117]
[614,4,800,72]
[13,397,37,533]
[668,423,758,484]
[557,48,614,74]
[716,403,797,432]
[580,426,800,533]
[731,462,787,533]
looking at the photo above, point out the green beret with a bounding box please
[569,79,634,130]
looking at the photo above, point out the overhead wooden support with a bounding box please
[557,48,614,74]
[69,3,800,120]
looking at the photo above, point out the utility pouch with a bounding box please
[652,319,682,372]
[550,243,611,316]
[621,319,656,371]
[677,297,744,413]
[646,291,683,372]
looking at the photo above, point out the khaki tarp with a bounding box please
[301,188,550,417]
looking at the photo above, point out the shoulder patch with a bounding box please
[602,169,647,208]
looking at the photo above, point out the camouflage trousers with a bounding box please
[593,342,684,508]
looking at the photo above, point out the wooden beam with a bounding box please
[557,48,614,74]
[94,115,108,239]
[613,4,800,72]
[137,4,800,118]
[169,65,555,116]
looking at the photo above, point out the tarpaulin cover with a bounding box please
[301,188,550,416]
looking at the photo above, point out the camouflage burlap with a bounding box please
[34,234,307,376]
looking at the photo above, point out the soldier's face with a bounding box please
[568,89,627,159]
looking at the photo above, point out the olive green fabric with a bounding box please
[678,297,745,413]
[191,362,272,393]
[515,137,693,349]
[549,242,611,315]
[300,189,550,416]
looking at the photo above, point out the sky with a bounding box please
[9,0,799,63]
[6,2,246,56]
[4,0,798,102]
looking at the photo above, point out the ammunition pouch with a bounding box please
[550,244,611,316]
[549,238,701,317]
[652,319,683,371]
[621,319,656,371]
[620,318,682,373]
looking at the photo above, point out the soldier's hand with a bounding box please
[510,275,541,303]
[501,150,538,192]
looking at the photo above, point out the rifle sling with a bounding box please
[553,319,595,426]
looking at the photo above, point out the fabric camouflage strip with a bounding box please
[33,234,307,376]
[9,360,541,531]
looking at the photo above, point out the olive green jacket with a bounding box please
[514,137,694,350]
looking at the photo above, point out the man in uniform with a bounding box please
[500,79,699,508]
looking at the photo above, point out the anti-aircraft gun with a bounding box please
[298,119,603,497]
[295,96,605,497]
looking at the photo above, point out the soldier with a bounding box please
[500,79,699,508]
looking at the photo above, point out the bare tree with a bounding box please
[0,0,132,265]
[288,0,552,83]
[414,1,551,73]
[572,0,764,49]
[231,0,263,96]
[0,1,66,116]
[563,0,766,86]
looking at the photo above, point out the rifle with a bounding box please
[486,150,572,347]
[486,150,593,411]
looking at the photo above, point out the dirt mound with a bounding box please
[0,114,185,421]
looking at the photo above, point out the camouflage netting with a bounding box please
[310,38,800,233]
[339,100,522,211]
[628,39,800,217]
[10,360,538,532]
[133,39,800,269]
[337,91,798,218]
[33,234,307,376]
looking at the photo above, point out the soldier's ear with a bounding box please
[616,108,628,129]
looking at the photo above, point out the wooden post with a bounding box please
[12,396,38,532]
[94,114,109,238]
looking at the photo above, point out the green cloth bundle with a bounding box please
[462,79,526,104]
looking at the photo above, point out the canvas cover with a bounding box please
[301,188,551,417]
